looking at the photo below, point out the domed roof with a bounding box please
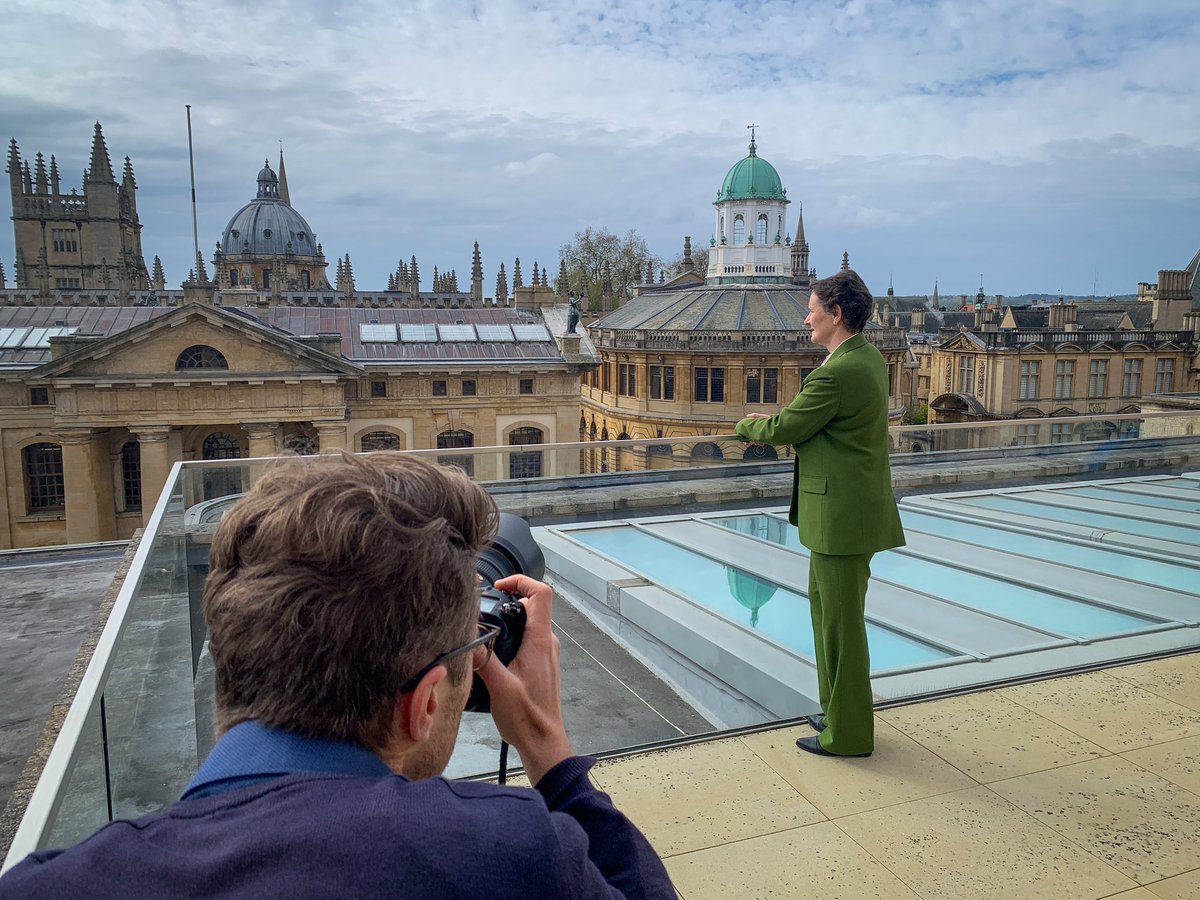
[221,161,320,258]
[716,137,787,203]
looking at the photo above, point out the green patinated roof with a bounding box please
[716,139,787,203]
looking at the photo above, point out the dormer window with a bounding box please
[176,345,228,370]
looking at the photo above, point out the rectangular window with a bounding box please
[25,443,65,512]
[1019,361,1040,401]
[29,387,50,406]
[51,228,78,253]
[694,367,725,402]
[745,367,779,404]
[1050,422,1073,444]
[801,367,817,384]
[461,379,476,396]
[1016,423,1040,446]
[650,365,675,400]
[519,378,534,395]
[617,364,636,398]
[1088,360,1108,399]
[370,380,387,398]
[1122,359,1143,397]
[958,356,975,394]
[1155,359,1175,394]
[432,380,447,397]
[54,277,80,289]
[1054,360,1075,399]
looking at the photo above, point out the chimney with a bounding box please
[911,307,926,332]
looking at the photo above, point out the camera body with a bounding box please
[465,512,545,713]
[464,587,527,713]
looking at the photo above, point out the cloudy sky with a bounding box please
[3,0,1198,297]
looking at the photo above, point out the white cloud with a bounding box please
[1,0,1197,294]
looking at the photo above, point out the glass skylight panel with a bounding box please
[399,324,438,342]
[474,324,515,342]
[359,323,398,343]
[512,324,551,342]
[437,324,477,342]
[23,326,76,348]
[0,327,31,348]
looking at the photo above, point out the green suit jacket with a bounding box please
[736,332,906,556]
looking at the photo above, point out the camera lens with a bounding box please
[475,512,545,586]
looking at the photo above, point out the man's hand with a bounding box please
[477,575,574,786]
[745,412,770,419]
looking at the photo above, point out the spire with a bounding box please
[22,161,31,195]
[746,123,758,157]
[841,251,850,272]
[152,255,165,291]
[343,253,355,292]
[34,152,48,194]
[277,145,291,205]
[410,255,420,296]
[470,240,484,302]
[49,154,60,194]
[558,259,568,298]
[496,262,508,304]
[122,155,136,187]
[432,265,439,291]
[513,257,523,289]
[531,261,540,285]
[194,251,209,283]
[795,201,807,246]
[88,122,115,184]
[6,138,21,194]
[933,280,940,308]
[541,266,548,288]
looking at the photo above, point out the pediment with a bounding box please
[1124,343,1151,352]
[1051,406,1078,417]
[31,303,362,381]
[1088,342,1117,352]
[1056,343,1084,352]
[1156,341,1183,352]
[1020,343,1048,353]
[941,334,977,351]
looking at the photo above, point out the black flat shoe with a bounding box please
[795,735,872,758]
[806,714,826,733]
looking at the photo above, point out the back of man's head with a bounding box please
[203,451,497,750]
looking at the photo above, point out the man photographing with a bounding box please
[1,452,675,898]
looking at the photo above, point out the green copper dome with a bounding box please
[716,138,787,203]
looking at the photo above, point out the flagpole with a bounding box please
[186,104,201,275]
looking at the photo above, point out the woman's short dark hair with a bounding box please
[811,269,873,333]
[203,451,497,750]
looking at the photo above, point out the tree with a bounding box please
[558,227,659,311]
[901,402,928,425]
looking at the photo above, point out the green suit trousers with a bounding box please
[808,551,874,756]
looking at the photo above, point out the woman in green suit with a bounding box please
[736,270,905,757]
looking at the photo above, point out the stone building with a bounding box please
[581,135,909,470]
[925,260,1200,438]
[6,124,149,294]
[0,134,597,549]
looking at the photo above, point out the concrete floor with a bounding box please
[0,549,122,814]
[585,652,1200,900]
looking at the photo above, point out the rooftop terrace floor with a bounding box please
[573,651,1200,899]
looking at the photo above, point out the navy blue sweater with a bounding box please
[1,723,675,898]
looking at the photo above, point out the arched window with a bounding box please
[599,427,610,473]
[201,431,244,500]
[508,426,544,479]
[262,269,271,290]
[229,268,239,287]
[742,444,777,461]
[176,345,228,370]
[733,215,745,245]
[361,431,401,452]
[437,429,474,477]
[719,216,725,240]
[121,441,141,511]
[301,271,311,289]
[24,442,64,512]
[756,215,768,245]
[691,442,724,462]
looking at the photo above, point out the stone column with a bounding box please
[242,422,281,459]
[314,421,347,452]
[131,425,173,527]
[57,428,114,543]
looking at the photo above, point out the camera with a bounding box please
[464,512,545,713]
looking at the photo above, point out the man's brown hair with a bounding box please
[203,451,497,749]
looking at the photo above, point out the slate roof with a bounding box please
[594,285,816,331]
[0,303,587,371]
